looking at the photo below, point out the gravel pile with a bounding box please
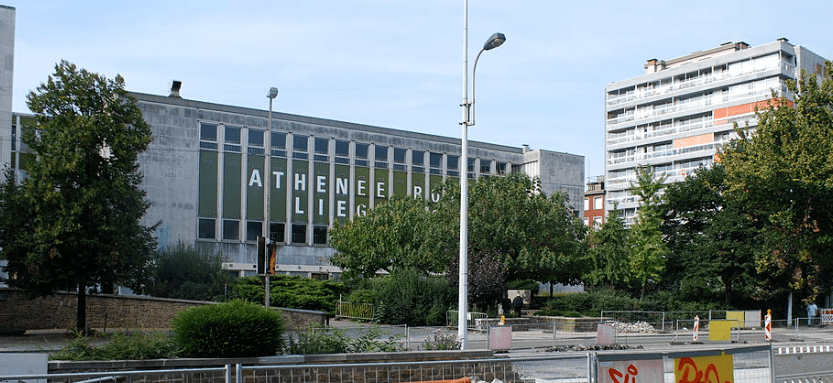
[611,321,657,333]
[540,344,645,352]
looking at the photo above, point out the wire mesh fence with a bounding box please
[2,346,787,383]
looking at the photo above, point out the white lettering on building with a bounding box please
[295,196,305,214]
[294,173,306,191]
[317,176,327,193]
[336,178,348,195]
[357,180,366,196]
[376,181,386,198]
[248,169,262,187]
[337,200,347,217]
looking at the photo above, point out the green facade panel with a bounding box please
[223,152,242,219]
[393,171,407,198]
[313,162,329,224]
[246,154,264,220]
[375,169,389,204]
[292,160,309,222]
[429,175,444,204]
[271,157,288,222]
[412,173,426,201]
[198,150,218,217]
[334,164,350,224]
[354,166,370,216]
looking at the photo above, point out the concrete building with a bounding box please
[604,39,829,224]
[131,91,585,278]
[0,5,13,184]
[583,176,605,228]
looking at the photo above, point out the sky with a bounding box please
[5,1,832,178]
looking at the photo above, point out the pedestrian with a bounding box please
[512,295,524,317]
[807,302,818,326]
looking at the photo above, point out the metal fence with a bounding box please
[335,299,374,321]
[2,345,793,383]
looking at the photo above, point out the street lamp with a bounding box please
[459,3,506,349]
[265,87,278,308]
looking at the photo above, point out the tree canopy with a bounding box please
[583,206,630,290]
[627,165,668,300]
[720,61,833,302]
[329,196,453,278]
[0,61,157,332]
[330,173,586,308]
[659,164,760,304]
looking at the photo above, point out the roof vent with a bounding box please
[169,80,182,98]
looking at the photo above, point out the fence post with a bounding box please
[587,352,594,383]
[234,364,241,383]
[225,364,232,383]
[662,312,666,332]
[405,324,410,350]
[552,321,557,348]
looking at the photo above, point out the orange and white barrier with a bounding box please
[693,315,700,341]
[765,309,772,341]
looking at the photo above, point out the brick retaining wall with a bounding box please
[0,288,325,333]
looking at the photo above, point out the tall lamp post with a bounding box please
[459,2,506,349]
[264,87,279,308]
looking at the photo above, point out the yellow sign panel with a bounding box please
[726,311,745,328]
[708,320,734,341]
[674,354,734,383]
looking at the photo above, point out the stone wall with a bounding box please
[0,288,325,333]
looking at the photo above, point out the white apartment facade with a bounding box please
[604,39,828,223]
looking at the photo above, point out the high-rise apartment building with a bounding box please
[604,39,828,223]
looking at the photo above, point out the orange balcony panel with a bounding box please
[674,132,714,148]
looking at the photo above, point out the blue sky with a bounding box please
[5,1,832,178]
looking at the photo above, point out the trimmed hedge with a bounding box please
[172,300,285,358]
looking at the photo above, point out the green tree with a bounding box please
[0,61,157,332]
[627,165,668,300]
[329,197,452,278]
[583,206,630,290]
[147,243,234,301]
[721,62,833,302]
[659,164,760,304]
[442,173,587,295]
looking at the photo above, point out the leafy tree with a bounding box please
[0,61,157,332]
[627,165,668,300]
[721,61,833,302]
[446,249,507,310]
[659,164,760,304]
[583,206,630,290]
[147,243,234,301]
[442,173,587,289]
[329,197,452,278]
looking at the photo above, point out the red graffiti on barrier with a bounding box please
[676,357,729,383]
[609,363,639,383]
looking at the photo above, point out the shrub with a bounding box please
[51,330,179,360]
[422,329,460,350]
[233,275,344,315]
[536,288,636,317]
[366,269,454,326]
[148,243,233,301]
[286,326,350,354]
[172,300,285,358]
[286,325,402,354]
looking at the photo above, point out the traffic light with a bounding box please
[257,236,266,274]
